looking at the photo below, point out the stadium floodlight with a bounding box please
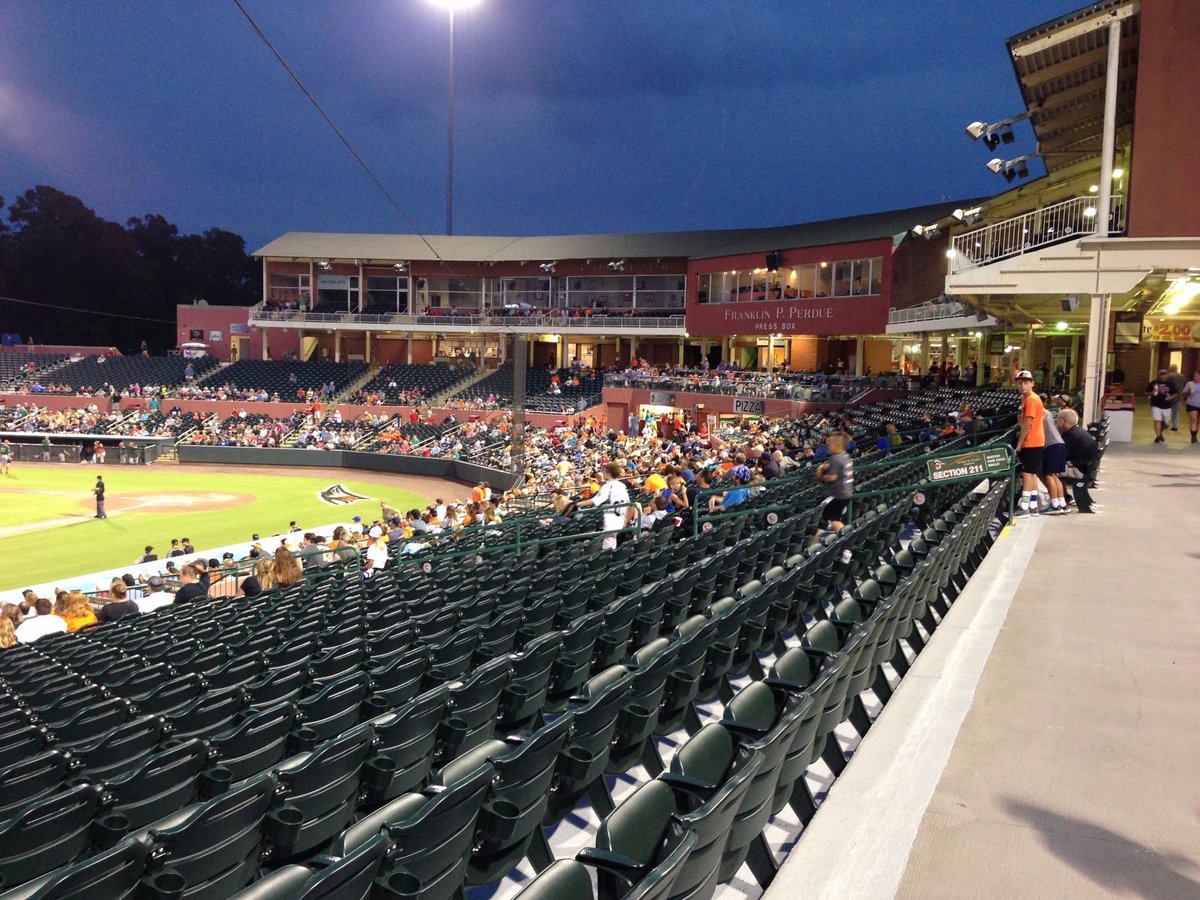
[987,153,1036,182]
[425,0,486,234]
[965,111,1032,151]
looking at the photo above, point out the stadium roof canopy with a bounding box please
[1006,0,1139,173]
[253,199,983,264]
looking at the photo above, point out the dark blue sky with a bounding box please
[0,0,1071,251]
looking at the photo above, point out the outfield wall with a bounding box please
[175,445,520,491]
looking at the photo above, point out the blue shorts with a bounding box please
[1042,443,1067,476]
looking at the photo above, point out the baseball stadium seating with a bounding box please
[0,423,1015,899]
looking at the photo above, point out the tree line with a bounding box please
[0,186,260,353]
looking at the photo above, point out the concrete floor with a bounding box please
[767,413,1200,900]
[897,419,1200,899]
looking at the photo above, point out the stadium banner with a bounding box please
[1142,318,1199,344]
[685,293,888,337]
[732,398,766,415]
[925,447,1009,483]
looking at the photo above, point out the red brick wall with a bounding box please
[1127,0,1200,237]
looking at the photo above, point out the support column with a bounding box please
[939,333,948,375]
[919,333,931,376]
[555,337,565,369]
[976,329,989,386]
[334,330,342,363]
[512,333,528,476]
[297,329,305,362]
[955,333,966,370]
[677,337,685,366]
[1023,325,1036,375]
[1148,343,1160,382]
[1069,334,1081,387]
[365,330,372,365]
[855,336,865,376]
[1095,19,1122,235]
[630,337,639,363]
[1083,295,1111,424]
[406,334,413,364]
[766,334,775,374]
[262,329,270,361]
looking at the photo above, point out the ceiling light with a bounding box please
[1088,184,1099,193]
[1083,207,1097,218]
[393,262,407,273]
[945,249,957,259]
[1056,321,1068,331]
[1112,168,1124,180]
[1164,303,1181,315]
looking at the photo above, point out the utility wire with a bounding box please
[232,0,453,270]
[0,295,177,325]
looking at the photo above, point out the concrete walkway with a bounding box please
[769,420,1200,899]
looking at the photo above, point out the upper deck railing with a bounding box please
[949,194,1126,273]
[248,305,686,332]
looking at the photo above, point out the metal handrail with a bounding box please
[888,301,971,324]
[950,194,1126,273]
[248,309,687,330]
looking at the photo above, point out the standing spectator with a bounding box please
[1166,365,1188,432]
[1184,369,1200,444]
[140,545,158,563]
[577,462,636,551]
[815,431,854,534]
[167,539,184,558]
[1040,401,1068,515]
[93,476,107,519]
[1014,370,1045,516]
[0,440,12,476]
[1057,409,1098,514]
[1146,369,1176,444]
[41,435,51,461]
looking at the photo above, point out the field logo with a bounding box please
[319,484,371,506]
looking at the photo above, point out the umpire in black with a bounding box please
[94,476,107,519]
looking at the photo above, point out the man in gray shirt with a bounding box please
[1166,365,1188,431]
[815,431,854,534]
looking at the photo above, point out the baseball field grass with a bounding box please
[0,463,432,592]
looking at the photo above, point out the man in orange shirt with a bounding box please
[1014,369,1045,516]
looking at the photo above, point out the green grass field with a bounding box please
[0,464,431,592]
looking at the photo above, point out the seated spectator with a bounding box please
[1,602,22,631]
[1057,408,1098,514]
[16,597,67,643]
[98,580,140,623]
[363,526,389,575]
[59,590,98,632]
[0,615,16,649]
[174,564,208,604]
[136,575,175,613]
[273,547,304,588]
[708,466,753,512]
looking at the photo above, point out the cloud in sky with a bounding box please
[0,0,1071,248]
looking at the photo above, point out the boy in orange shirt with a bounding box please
[1014,370,1046,516]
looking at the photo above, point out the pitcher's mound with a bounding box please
[77,491,255,513]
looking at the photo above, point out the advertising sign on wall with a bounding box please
[732,398,766,415]
[1143,319,1198,344]
[686,294,888,337]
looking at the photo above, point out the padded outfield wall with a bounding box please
[175,445,521,492]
